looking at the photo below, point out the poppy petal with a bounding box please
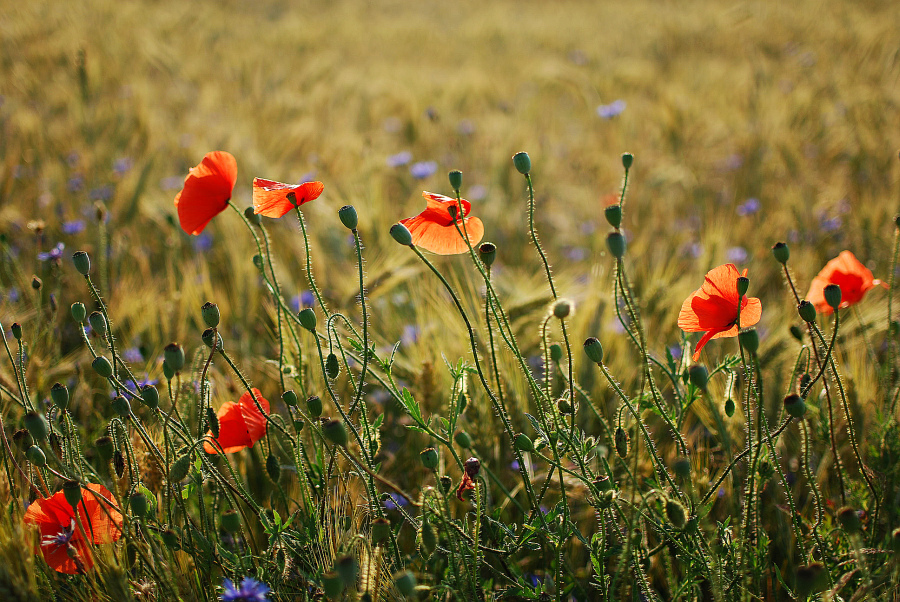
[401,216,484,255]
[253,179,324,218]
[203,402,252,454]
[805,250,878,314]
[174,151,237,235]
[80,484,123,545]
[239,389,270,447]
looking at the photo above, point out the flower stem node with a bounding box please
[281,390,298,407]
[448,170,463,191]
[583,337,604,364]
[24,412,48,442]
[306,395,323,418]
[553,299,573,319]
[393,570,416,596]
[243,206,261,226]
[614,426,629,458]
[164,343,185,372]
[738,328,759,354]
[298,308,317,333]
[823,284,842,311]
[621,152,634,170]
[111,396,131,418]
[322,419,348,447]
[512,151,531,175]
[130,492,148,519]
[72,251,91,275]
[50,382,69,410]
[606,232,626,258]
[201,328,223,350]
[454,431,472,449]
[419,447,439,470]
[201,302,220,328]
[26,445,46,467]
[479,242,497,267]
[783,394,806,418]
[221,509,240,534]
[604,205,622,229]
[798,300,817,323]
[71,302,87,323]
[88,312,107,336]
[141,385,159,410]
[338,205,358,230]
[772,242,790,264]
[266,454,281,483]
[514,433,534,452]
[688,365,708,391]
[389,223,413,246]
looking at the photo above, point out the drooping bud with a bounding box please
[72,251,91,275]
[322,419,348,447]
[371,517,391,544]
[549,343,563,363]
[789,325,804,341]
[282,390,298,407]
[738,328,759,354]
[266,454,281,482]
[724,398,736,418]
[325,353,340,379]
[823,284,842,311]
[621,152,634,170]
[837,506,861,534]
[420,447,439,470]
[336,555,359,588]
[164,343,185,372]
[206,406,219,438]
[553,299,572,319]
[798,300,816,323]
[665,499,687,529]
[298,308,317,332]
[130,492,148,519]
[111,395,131,417]
[201,328,223,350]
[783,394,806,418]
[604,204,622,229]
[201,302,220,328]
[306,395,323,418]
[389,223,413,246]
[252,255,264,270]
[338,205,358,230]
[454,431,472,449]
[393,570,416,596]
[615,426,629,458]
[162,361,175,380]
[448,170,463,192]
[95,436,114,462]
[169,454,191,483]
[478,242,496,267]
[221,509,241,533]
[512,151,531,175]
[141,385,159,410]
[583,337,604,363]
[771,242,789,264]
[688,365,708,391]
[26,445,46,467]
[88,311,107,336]
[114,450,126,478]
[419,515,437,555]
[50,382,69,410]
[514,433,533,452]
[71,302,87,322]
[606,232,626,258]
[243,206,261,226]
[24,411,49,441]
[31,276,42,291]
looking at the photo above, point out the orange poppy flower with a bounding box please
[24,483,122,574]
[174,151,238,235]
[252,179,325,218]
[203,388,270,454]
[399,192,484,255]
[678,263,762,361]
[806,250,884,314]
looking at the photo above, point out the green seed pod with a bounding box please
[306,395,323,418]
[111,395,131,417]
[688,365,709,391]
[26,445,46,467]
[789,325,804,341]
[615,426,629,458]
[419,515,437,555]
[221,509,241,533]
[604,204,622,229]
[95,436,114,462]
[130,492,148,519]
[24,411,49,442]
[739,328,759,354]
[50,382,69,410]
[783,394,806,418]
[724,398,736,418]
[71,302,87,322]
[72,251,91,275]
[672,457,691,479]
[163,343,185,372]
[169,454,191,483]
[420,447,439,469]
[207,406,219,438]
[88,311,107,336]
[298,308,317,332]
[478,242,497,267]
[10,323,22,340]
[772,242,790,264]
[282,390,298,406]
[512,151,531,175]
[293,419,305,432]
[393,570,416,596]
[13,429,33,451]
[31,276,42,291]
[454,431,472,449]
[201,302,220,328]
[594,475,614,492]
[322,572,343,599]
[338,205,358,230]
[583,337,604,364]
[389,223,413,246]
[621,152,634,170]
[549,343,563,363]
[514,433,533,452]
[798,300,816,323]
[837,506,861,534]
[665,499,687,530]
[325,353,340,379]
[91,356,113,378]
[371,517,391,545]
[141,385,159,410]
[63,480,82,508]
[735,277,749,299]
[553,299,572,319]
[556,398,574,415]
[244,206,261,226]
[201,328,223,350]
[448,170,463,191]
[823,284,842,311]
[161,529,179,549]
[795,563,829,597]
[335,554,358,587]
[606,232,626,258]
[266,454,281,483]
[162,360,175,380]
[322,419,348,447]
[438,475,453,495]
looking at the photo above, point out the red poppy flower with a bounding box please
[806,250,884,314]
[203,388,270,454]
[252,179,324,218]
[399,192,484,255]
[678,263,762,361]
[174,151,237,235]
[24,483,122,574]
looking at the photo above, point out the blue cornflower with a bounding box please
[5,288,20,303]
[726,246,748,263]
[596,99,626,119]
[409,160,437,179]
[37,242,65,262]
[736,197,760,216]
[62,220,86,235]
[113,157,133,175]
[220,577,270,602]
[383,493,408,511]
[67,175,84,192]
[122,347,144,363]
[193,232,213,252]
[386,151,412,168]
[90,185,114,201]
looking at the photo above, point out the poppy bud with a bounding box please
[515,433,533,452]
[594,475,614,492]
[604,233,628,262]
[512,151,531,175]
[130,491,148,519]
[371,517,391,544]
[13,429,33,451]
[393,570,416,596]
[439,475,453,495]
[688,365,708,391]
[783,394,806,418]
[549,343,563,363]
[389,223,413,246]
[604,204,622,229]
[464,456,481,478]
[665,499,687,529]
[738,328,759,354]
[11,323,22,340]
[24,411,49,441]
[169,454,191,483]
[201,328,223,350]
[50,382,69,410]
[823,284,842,311]
[164,343,185,372]
[583,337,604,363]
[479,242,497,267]
[95,436,114,462]
[615,426,629,458]
[162,361,175,380]
[800,372,813,391]
[336,555,359,587]
[621,152,634,170]
[206,406,219,438]
[795,563,828,596]
[306,395,323,418]
[338,205,358,230]
[282,390,298,407]
[141,385,159,410]
[454,431,472,449]
[111,395,131,417]
[724,398,736,417]
[63,480,82,508]
[798,300,816,323]
[837,506,861,534]
[266,454,281,482]
[448,170,463,191]
[325,353,340,379]
[71,302,87,322]
[672,457,691,479]
[298,308,317,332]
[92,356,113,378]
[251,254,264,271]
[221,509,240,533]
[772,242,790,264]
[322,419,348,447]
[789,325,804,341]
[88,311,107,336]
[72,251,91,275]
[447,204,458,220]
[553,299,572,319]
[201,302,220,328]
[26,445,46,467]
[322,572,343,598]
[420,447,439,469]
[556,398,574,414]
[420,516,437,555]
[31,275,42,291]
[161,529,179,549]
[736,276,749,298]
[243,206,261,226]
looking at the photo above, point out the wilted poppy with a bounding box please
[203,388,270,454]
[24,483,122,574]
[806,250,884,314]
[678,263,762,360]
[174,151,237,235]
[252,179,324,218]
[399,191,484,255]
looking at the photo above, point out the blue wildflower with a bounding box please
[37,242,65,262]
[596,99,626,119]
[67,175,84,192]
[4,288,21,303]
[386,151,412,168]
[409,161,438,179]
[220,577,270,602]
[726,246,748,263]
[122,347,143,363]
[193,233,213,253]
[299,171,316,184]
[300,290,315,308]
[401,325,419,346]
[62,220,86,235]
[113,157,133,175]
[383,493,408,511]
[736,198,760,216]
[90,185,114,201]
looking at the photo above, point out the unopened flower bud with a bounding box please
[672,457,691,479]
[243,206,261,226]
[164,343,185,372]
[24,411,48,441]
[266,454,281,482]
[50,382,69,410]
[72,251,91,275]
[798,300,816,323]
[789,325,804,341]
[88,311,107,335]
[325,353,340,379]
[724,398,736,417]
[26,445,46,467]
[666,499,687,529]
[454,431,472,449]
[92,356,113,378]
[556,398,574,414]
[479,242,496,267]
[606,232,626,258]
[141,385,159,410]
[201,302,220,328]
[31,275,42,290]
[783,394,806,418]
[688,365,708,391]
[438,475,453,495]
[621,152,634,170]
[201,327,223,350]
[393,570,416,596]
[772,242,790,264]
[420,447,439,470]
[95,436,114,462]
[553,299,572,319]
[604,204,622,229]
[549,343,563,363]
[322,419,348,447]
[823,284,842,311]
[206,406,219,438]
[336,555,359,587]
[739,328,759,354]
[448,170,463,191]
[583,337,604,363]
[130,491,148,519]
[169,454,191,483]
[837,506,861,534]
[298,308,316,332]
[162,361,175,380]
[111,395,131,417]
[338,205,358,230]
[252,255,263,270]
[615,426,629,458]
[322,572,343,598]
[512,151,531,175]
[514,433,533,452]
[371,517,391,545]
[796,563,828,597]
[306,395,323,418]
[282,390,298,407]
[71,302,86,322]
[11,323,22,340]
[390,223,413,246]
